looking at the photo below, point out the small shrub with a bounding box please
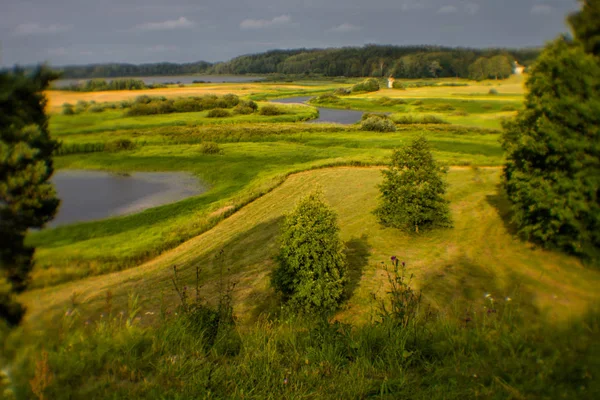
[259,104,285,116]
[393,114,449,125]
[199,142,221,154]
[351,78,380,93]
[451,110,470,116]
[233,105,255,115]
[88,105,105,113]
[133,95,153,105]
[221,94,240,108]
[411,100,423,106]
[333,87,351,96]
[312,93,340,104]
[392,81,407,89]
[482,103,494,110]
[206,108,231,118]
[375,97,407,106]
[361,117,397,132]
[501,105,517,112]
[361,112,389,121]
[105,139,135,152]
[234,100,258,114]
[489,88,499,95]
[61,103,75,115]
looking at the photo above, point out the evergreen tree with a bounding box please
[568,0,600,56]
[0,66,60,325]
[272,190,346,315]
[375,136,452,233]
[501,34,600,258]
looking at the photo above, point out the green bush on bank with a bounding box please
[352,78,380,93]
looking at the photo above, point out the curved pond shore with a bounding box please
[49,171,206,227]
[271,96,364,124]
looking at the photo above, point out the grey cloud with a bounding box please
[133,17,194,31]
[531,4,554,15]
[240,15,292,29]
[438,5,458,14]
[0,0,583,67]
[14,23,72,35]
[328,23,361,33]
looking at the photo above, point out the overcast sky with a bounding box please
[0,0,580,67]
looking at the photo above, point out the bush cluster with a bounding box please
[333,87,351,95]
[258,104,286,116]
[206,108,231,118]
[199,141,222,154]
[351,78,380,93]
[374,96,406,106]
[312,93,341,104]
[360,116,397,132]
[392,114,449,124]
[125,94,240,117]
[232,100,258,115]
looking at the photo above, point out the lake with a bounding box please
[53,75,264,88]
[49,170,206,227]
[271,96,364,124]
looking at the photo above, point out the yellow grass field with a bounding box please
[45,83,315,112]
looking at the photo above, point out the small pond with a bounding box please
[49,170,206,227]
[271,97,364,125]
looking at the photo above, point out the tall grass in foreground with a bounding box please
[3,260,598,399]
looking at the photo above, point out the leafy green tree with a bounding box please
[568,0,600,56]
[0,66,60,325]
[272,190,346,314]
[489,55,513,79]
[501,34,600,258]
[468,57,491,80]
[375,137,452,233]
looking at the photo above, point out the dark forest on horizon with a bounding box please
[13,44,541,80]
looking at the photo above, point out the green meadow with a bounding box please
[5,77,599,399]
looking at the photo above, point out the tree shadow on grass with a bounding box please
[343,234,371,301]
[420,254,539,319]
[485,184,520,237]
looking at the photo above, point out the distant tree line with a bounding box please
[211,45,540,79]
[61,78,156,91]
[7,45,540,80]
[52,61,213,79]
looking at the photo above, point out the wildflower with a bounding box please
[391,256,397,262]
[484,293,491,298]
[283,378,288,385]
[473,374,478,378]
[505,297,512,302]
[402,261,405,267]
[145,312,155,315]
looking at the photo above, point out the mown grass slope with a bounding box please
[21,167,600,329]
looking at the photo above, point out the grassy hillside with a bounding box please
[4,76,599,399]
[21,167,600,328]
[27,124,503,288]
